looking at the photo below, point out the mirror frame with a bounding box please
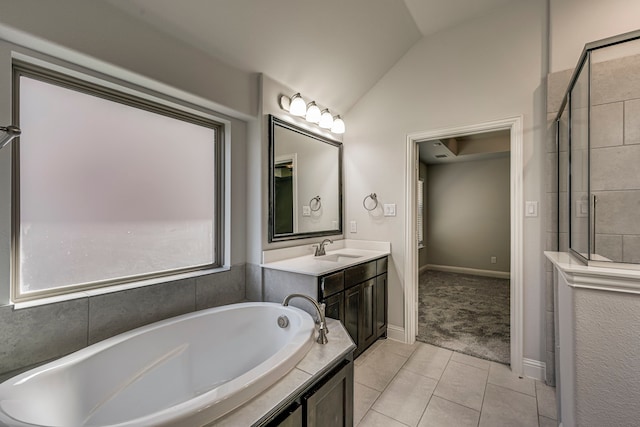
[268,115,343,242]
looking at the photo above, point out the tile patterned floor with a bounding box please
[355,339,558,427]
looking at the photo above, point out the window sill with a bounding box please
[12,266,231,310]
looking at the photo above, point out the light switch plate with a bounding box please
[525,201,538,217]
[302,206,311,216]
[350,220,357,233]
[576,200,588,218]
[383,204,396,217]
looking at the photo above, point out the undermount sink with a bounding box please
[316,253,362,263]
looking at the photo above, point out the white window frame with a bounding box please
[10,61,225,303]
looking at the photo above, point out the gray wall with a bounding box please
[426,155,511,274]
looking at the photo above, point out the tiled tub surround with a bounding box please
[213,317,355,426]
[0,302,316,426]
[0,264,246,381]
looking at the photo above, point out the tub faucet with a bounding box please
[314,238,333,256]
[282,294,328,344]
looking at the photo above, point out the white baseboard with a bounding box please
[522,358,546,381]
[426,264,510,279]
[386,324,406,343]
[419,264,430,274]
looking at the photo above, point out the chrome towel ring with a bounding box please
[309,195,322,212]
[363,193,378,211]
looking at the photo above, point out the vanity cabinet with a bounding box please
[319,256,387,357]
[263,359,354,427]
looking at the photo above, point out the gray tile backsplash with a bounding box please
[196,264,246,310]
[0,264,246,378]
[0,299,88,374]
[88,277,196,345]
[245,263,263,302]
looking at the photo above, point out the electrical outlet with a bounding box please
[491,256,497,264]
[302,206,311,216]
[350,220,357,233]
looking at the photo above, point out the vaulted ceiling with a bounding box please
[107,0,517,114]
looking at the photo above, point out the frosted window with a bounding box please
[17,75,219,298]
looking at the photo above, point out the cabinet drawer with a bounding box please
[376,257,388,275]
[344,261,376,288]
[321,270,344,298]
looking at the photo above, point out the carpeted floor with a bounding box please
[417,270,510,364]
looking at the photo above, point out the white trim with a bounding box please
[419,264,430,274]
[426,264,510,279]
[386,324,406,342]
[523,358,546,381]
[12,266,232,310]
[405,116,524,375]
[546,251,640,295]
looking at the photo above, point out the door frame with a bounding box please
[404,116,524,374]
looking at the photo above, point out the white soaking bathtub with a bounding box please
[0,302,315,427]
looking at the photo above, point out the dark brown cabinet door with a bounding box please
[266,402,303,427]
[360,279,377,350]
[324,292,344,323]
[344,285,360,346]
[304,362,354,427]
[375,273,387,337]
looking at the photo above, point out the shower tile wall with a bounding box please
[546,50,640,385]
[0,264,247,381]
[590,54,640,263]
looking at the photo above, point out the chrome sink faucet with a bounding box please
[282,294,328,344]
[314,238,333,256]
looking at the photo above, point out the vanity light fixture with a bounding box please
[318,109,333,129]
[279,93,346,134]
[305,101,321,123]
[289,93,307,117]
[331,116,345,134]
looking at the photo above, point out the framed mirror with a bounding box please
[268,115,343,242]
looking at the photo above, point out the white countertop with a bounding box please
[261,240,391,276]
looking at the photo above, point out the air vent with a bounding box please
[435,154,448,158]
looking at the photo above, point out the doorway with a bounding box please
[417,131,511,363]
[404,116,524,375]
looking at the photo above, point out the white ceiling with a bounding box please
[106,0,516,114]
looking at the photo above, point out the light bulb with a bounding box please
[319,109,333,129]
[305,102,321,123]
[289,93,306,117]
[331,116,345,134]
